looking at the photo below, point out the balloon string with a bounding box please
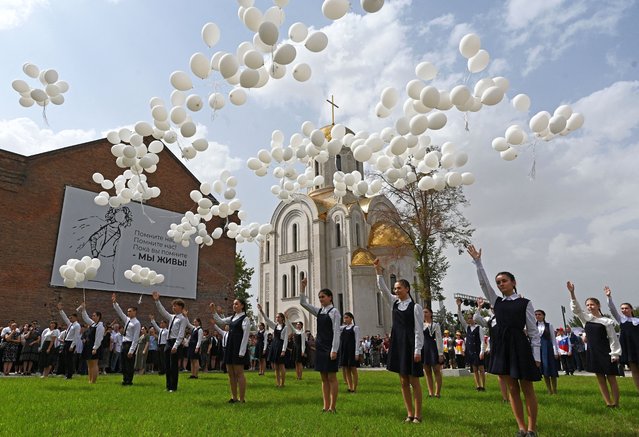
[528,141,537,181]
[42,102,50,126]
[464,112,470,132]
[132,166,156,224]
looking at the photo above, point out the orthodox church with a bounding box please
[258,113,420,337]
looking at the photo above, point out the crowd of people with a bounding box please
[1,246,638,436]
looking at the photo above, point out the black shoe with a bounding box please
[525,432,538,437]
[228,398,238,403]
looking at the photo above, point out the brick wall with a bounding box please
[0,139,236,328]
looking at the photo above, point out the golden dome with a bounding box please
[351,248,376,266]
[368,222,411,247]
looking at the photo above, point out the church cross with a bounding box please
[326,95,339,125]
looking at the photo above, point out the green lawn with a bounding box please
[0,370,637,436]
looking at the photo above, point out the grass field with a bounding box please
[0,370,637,436]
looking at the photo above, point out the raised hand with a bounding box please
[604,286,611,297]
[373,258,383,274]
[300,277,308,291]
[566,281,575,293]
[466,244,481,260]
[57,302,63,311]
[477,297,484,308]
[111,293,117,304]
[257,303,263,312]
[456,298,462,307]
[149,314,154,321]
[152,291,160,301]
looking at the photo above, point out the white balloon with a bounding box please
[493,76,510,93]
[289,22,308,42]
[406,79,425,100]
[180,121,197,138]
[548,115,567,134]
[415,61,437,81]
[243,6,263,32]
[427,112,447,130]
[186,94,204,112]
[263,5,285,26]
[353,144,372,162]
[481,86,504,106]
[455,151,469,167]
[473,77,495,97]
[436,90,453,110]
[409,114,429,135]
[566,112,584,131]
[529,111,550,133]
[305,32,328,52]
[30,88,48,103]
[450,85,471,107]
[219,54,240,79]
[389,136,408,156]
[19,96,34,107]
[151,105,168,122]
[419,85,440,108]
[292,63,311,82]
[11,79,29,93]
[417,176,435,191]
[22,63,39,78]
[554,104,573,119]
[446,172,462,187]
[381,87,399,109]
[170,71,192,91]
[268,62,286,79]
[361,0,384,13]
[208,92,225,110]
[56,80,69,93]
[244,49,264,69]
[192,138,209,152]
[229,88,247,105]
[44,69,59,84]
[375,102,391,118]
[512,93,531,112]
[258,21,279,46]
[322,0,349,19]
[459,33,481,58]
[239,68,260,88]
[491,137,509,152]
[202,22,220,47]
[467,49,490,73]
[461,172,475,185]
[500,147,518,161]
[505,125,525,145]
[190,52,210,79]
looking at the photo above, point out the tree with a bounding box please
[374,149,474,309]
[234,250,255,313]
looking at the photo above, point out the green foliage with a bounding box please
[375,150,474,309]
[0,371,637,436]
[234,250,255,313]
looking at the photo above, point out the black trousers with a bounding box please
[63,341,74,379]
[158,344,166,375]
[165,339,180,391]
[121,341,135,384]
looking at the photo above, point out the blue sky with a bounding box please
[1,0,638,327]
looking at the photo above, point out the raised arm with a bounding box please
[299,278,319,317]
[467,245,498,306]
[374,258,397,305]
[257,303,276,329]
[605,286,622,324]
[456,298,468,330]
[567,281,591,325]
[57,303,71,326]
[152,291,173,321]
[473,298,489,327]
[150,318,161,333]
[112,293,128,323]
[77,304,93,326]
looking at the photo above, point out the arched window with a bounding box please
[300,271,305,285]
[355,223,361,247]
[292,223,298,252]
[282,274,288,298]
[335,222,341,247]
[390,274,397,287]
[315,160,320,177]
[291,265,297,296]
[265,240,270,262]
[335,155,342,171]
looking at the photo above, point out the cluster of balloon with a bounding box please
[321,0,385,19]
[124,265,165,286]
[226,221,273,244]
[58,257,101,289]
[492,105,584,162]
[93,126,162,208]
[12,63,69,109]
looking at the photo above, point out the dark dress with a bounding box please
[315,307,338,373]
[81,323,103,360]
[339,325,359,368]
[293,332,304,363]
[187,327,201,361]
[538,322,559,378]
[489,297,541,381]
[19,331,40,363]
[225,315,249,366]
[421,324,439,366]
[267,325,286,364]
[619,320,639,365]
[584,321,619,375]
[387,301,424,377]
[465,325,483,367]
[255,330,265,360]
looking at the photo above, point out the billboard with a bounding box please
[51,186,199,298]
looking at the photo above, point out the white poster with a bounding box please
[51,186,199,298]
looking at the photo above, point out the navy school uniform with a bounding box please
[387,300,424,377]
[339,325,359,368]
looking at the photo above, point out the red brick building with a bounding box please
[0,138,236,326]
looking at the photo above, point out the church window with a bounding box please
[335,155,342,171]
[291,265,297,296]
[336,222,342,247]
[338,293,344,315]
[265,240,270,262]
[355,223,361,247]
[282,274,288,298]
[315,160,320,177]
[390,273,397,287]
[376,293,383,326]
[292,223,299,252]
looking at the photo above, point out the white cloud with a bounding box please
[0,0,47,30]
[0,117,97,155]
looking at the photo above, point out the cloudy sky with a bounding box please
[1,0,638,327]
